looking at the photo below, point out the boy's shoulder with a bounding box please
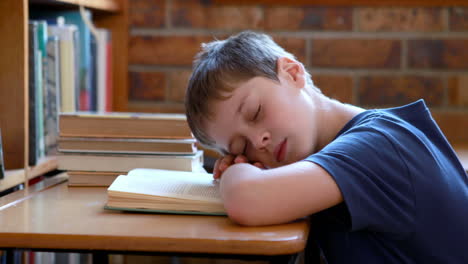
[341,99,430,134]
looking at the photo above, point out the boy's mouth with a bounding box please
[274,139,287,163]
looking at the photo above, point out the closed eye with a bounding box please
[242,142,247,155]
[252,104,261,121]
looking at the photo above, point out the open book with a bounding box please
[105,168,226,216]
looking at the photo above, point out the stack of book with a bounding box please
[57,112,202,186]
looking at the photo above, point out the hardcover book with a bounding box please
[67,171,122,186]
[28,21,39,166]
[59,112,192,139]
[44,35,60,156]
[105,168,226,215]
[58,137,197,155]
[58,150,204,172]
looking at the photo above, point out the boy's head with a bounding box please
[185,31,318,161]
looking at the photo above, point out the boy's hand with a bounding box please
[213,154,265,179]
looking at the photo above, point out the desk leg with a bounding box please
[92,252,108,264]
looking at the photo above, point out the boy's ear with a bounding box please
[277,57,305,89]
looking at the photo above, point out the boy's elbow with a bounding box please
[222,179,264,226]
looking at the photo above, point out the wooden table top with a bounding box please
[0,178,309,256]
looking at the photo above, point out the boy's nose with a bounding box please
[252,131,271,150]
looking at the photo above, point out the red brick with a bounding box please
[129,35,214,66]
[448,75,468,107]
[432,111,468,144]
[129,0,165,27]
[272,36,307,66]
[310,39,401,68]
[408,39,468,69]
[450,7,468,31]
[358,7,443,32]
[129,71,166,101]
[265,7,352,31]
[171,0,263,30]
[312,75,354,104]
[359,76,444,106]
[168,70,192,102]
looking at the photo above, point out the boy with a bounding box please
[185,31,468,263]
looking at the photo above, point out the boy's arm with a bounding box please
[220,161,343,226]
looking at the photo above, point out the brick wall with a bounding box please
[128,0,468,143]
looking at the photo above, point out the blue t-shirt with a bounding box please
[305,100,468,264]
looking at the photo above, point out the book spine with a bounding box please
[28,21,38,166]
[96,29,110,112]
[49,20,77,113]
[36,20,48,159]
[44,36,60,156]
[57,153,200,172]
[76,10,93,111]
[89,34,97,111]
[105,33,112,112]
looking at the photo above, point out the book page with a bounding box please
[151,180,220,200]
[109,168,221,202]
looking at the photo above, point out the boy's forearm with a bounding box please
[219,161,343,226]
[219,162,305,226]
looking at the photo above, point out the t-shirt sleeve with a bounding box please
[306,126,415,237]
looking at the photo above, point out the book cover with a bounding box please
[59,112,193,139]
[58,150,204,172]
[105,168,226,216]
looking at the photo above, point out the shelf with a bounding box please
[29,0,121,12]
[0,172,67,208]
[0,156,58,193]
[0,0,128,169]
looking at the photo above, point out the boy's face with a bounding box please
[205,66,320,168]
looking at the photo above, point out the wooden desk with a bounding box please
[0,179,310,263]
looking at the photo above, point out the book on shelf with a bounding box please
[78,6,112,112]
[36,20,47,159]
[67,171,123,186]
[58,137,197,155]
[48,18,78,113]
[28,21,47,165]
[30,8,113,112]
[59,112,193,139]
[44,35,60,156]
[96,29,112,112]
[58,150,204,172]
[28,21,39,166]
[105,168,226,216]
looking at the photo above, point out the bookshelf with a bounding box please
[0,0,128,191]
